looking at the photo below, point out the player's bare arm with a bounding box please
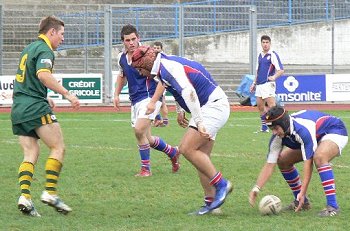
[249,163,276,207]
[268,69,284,81]
[177,112,189,128]
[250,73,258,93]
[38,71,80,109]
[146,81,165,115]
[295,158,313,212]
[114,74,126,110]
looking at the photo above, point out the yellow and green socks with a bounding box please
[45,158,62,195]
[18,162,34,199]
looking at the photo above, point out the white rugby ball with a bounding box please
[259,195,282,215]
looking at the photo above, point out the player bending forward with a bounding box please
[250,106,348,217]
[131,46,233,215]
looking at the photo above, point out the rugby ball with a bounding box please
[259,195,282,215]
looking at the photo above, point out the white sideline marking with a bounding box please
[69,144,132,151]
[332,164,350,169]
[1,139,17,144]
[210,152,253,158]
[59,119,130,122]
[0,140,131,151]
[1,139,349,169]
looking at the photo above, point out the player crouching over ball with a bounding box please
[249,106,348,217]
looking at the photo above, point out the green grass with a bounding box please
[1,110,350,231]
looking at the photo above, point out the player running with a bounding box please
[131,45,232,215]
[113,24,180,176]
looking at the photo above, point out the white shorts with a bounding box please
[320,134,348,155]
[255,81,276,99]
[188,92,230,140]
[131,98,162,127]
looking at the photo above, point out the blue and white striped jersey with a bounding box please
[256,50,283,85]
[151,53,225,112]
[290,110,348,160]
[118,52,158,105]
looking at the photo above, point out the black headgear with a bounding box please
[265,106,290,133]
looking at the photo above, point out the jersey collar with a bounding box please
[38,34,53,50]
[151,52,161,76]
[260,49,273,57]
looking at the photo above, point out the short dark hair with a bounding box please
[39,16,64,34]
[153,41,163,49]
[261,35,271,42]
[121,24,139,41]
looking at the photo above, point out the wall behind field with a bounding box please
[185,19,350,65]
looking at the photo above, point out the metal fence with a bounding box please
[1,1,349,71]
[100,4,256,101]
[55,0,350,51]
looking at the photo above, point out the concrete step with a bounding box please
[284,64,350,74]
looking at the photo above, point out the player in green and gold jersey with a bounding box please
[11,15,80,217]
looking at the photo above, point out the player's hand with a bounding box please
[146,101,156,115]
[295,193,305,212]
[48,97,56,109]
[113,95,120,111]
[177,111,188,128]
[65,93,80,110]
[249,185,260,207]
[197,122,210,139]
[249,83,256,93]
[249,190,258,207]
[268,76,276,81]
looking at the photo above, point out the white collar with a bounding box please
[151,53,162,76]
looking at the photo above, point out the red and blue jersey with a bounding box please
[256,50,283,85]
[151,53,221,111]
[118,53,158,105]
[289,110,348,160]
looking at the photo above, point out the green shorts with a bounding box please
[12,113,58,138]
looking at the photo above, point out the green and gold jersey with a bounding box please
[11,34,55,124]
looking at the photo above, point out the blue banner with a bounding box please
[276,75,326,102]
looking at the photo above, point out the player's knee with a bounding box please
[277,157,292,169]
[133,124,146,137]
[313,154,329,168]
[178,143,189,156]
[51,144,66,157]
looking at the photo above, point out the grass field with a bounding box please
[1,110,350,231]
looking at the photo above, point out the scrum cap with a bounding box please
[131,45,157,72]
[265,106,290,133]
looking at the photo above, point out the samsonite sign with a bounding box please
[276,74,326,102]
